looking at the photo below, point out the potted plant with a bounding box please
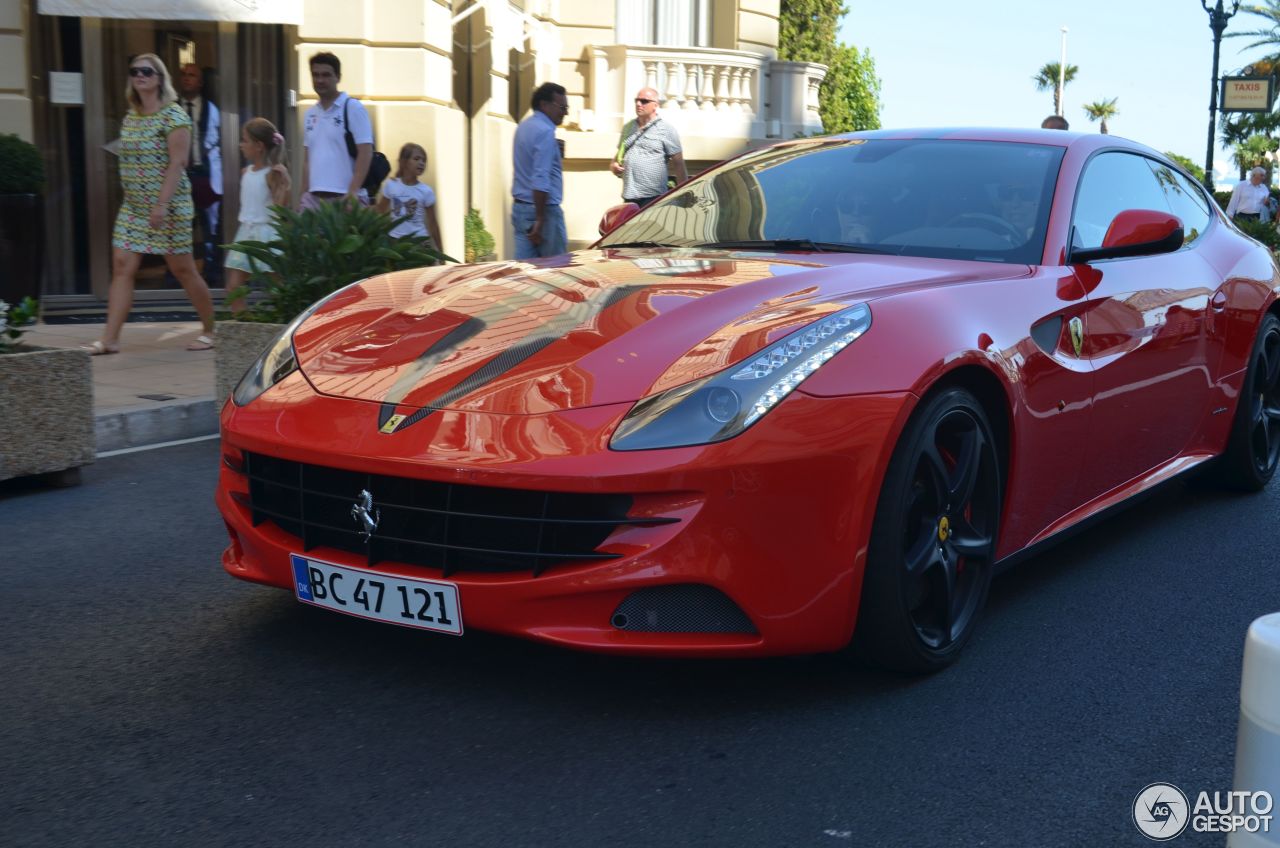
[0,134,46,305]
[0,297,94,485]
[217,201,450,405]
[465,207,496,262]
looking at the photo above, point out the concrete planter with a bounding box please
[0,345,94,484]
[214,320,287,407]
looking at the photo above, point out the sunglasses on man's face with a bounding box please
[128,66,157,78]
[635,98,655,105]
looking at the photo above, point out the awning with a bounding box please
[37,0,303,24]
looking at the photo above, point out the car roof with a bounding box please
[808,127,1160,157]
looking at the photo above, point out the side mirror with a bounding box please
[1068,209,1184,264]
[599,202,641,237]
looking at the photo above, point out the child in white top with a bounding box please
[376,142,443,251]
[225,117,291,313]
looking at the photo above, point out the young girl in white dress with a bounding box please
[376,142,443,254]
[224,117,291,313]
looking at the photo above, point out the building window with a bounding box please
[616,0,711,47]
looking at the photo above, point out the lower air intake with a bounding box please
[610,585,757,634]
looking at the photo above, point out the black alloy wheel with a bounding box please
[852,387,1002,673]
[1217,313,1280,491]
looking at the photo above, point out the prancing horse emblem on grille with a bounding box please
[351,489,380,543]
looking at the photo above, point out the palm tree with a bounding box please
[1082,98,1119,134]
[1032,62,1079,115]
[1232,133,1278,178]
[1227,2,1280,52]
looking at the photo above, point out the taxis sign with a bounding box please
[1222,76,1277,112]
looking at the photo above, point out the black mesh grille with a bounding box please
[240,452,673,576]
[611,585,757,633]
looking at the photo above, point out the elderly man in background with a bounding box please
[1226,167,1271,222]
[610,87,688,208]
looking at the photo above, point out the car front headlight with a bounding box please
[232,293,342,407]
[609,303,872,451]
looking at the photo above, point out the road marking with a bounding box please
[97,433,219,458]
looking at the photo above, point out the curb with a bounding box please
[96,396,220,454]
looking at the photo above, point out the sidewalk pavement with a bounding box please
[24,321,220,454]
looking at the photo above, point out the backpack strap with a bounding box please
[622,116,660,156]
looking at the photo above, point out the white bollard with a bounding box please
[1230,612,1280,848]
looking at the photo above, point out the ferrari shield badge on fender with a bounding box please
[1069,316,1084,357]
[379,414,406,434]
[351,489,380,543]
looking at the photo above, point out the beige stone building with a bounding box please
[1,0,825,311]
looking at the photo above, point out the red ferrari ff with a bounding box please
[216,130,1280,672]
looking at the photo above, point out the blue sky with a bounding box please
[839,0,1278,187]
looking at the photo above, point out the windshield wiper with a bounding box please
[604,240,683,249]
[693,239,892,255]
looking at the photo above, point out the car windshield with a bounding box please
[599,137,1066,264]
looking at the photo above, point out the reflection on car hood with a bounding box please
[292,248,1031,415]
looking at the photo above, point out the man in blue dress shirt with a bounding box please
[511,82,569,259]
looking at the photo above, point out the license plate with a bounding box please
[290,554,463,636]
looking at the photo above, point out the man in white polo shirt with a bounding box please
[300,52,373,207]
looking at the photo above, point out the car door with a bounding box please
[1069,151,1217,498]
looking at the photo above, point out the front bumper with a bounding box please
[216,370,914,657]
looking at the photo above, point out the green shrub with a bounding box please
[464,208,495,262]
[0,134,44,195]
[0,296,39,353]
[1232,216,1280,251]
[224,201,453,324]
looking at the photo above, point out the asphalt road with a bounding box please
[2,439,1277,848]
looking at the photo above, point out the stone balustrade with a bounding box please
[586,45,826,142]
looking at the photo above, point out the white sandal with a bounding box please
[186,334,215,351]
[81,340,120,356]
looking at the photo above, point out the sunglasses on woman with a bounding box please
[128,66,157,78]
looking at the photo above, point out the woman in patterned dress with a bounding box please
[85,53,216,354]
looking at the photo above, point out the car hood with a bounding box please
[293,248,1031,415]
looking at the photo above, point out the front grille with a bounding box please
[236,452,674,576]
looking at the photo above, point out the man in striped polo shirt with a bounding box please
[610,87,688,208]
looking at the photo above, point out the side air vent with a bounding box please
[611,585,756,633]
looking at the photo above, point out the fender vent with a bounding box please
[611,585,756,633]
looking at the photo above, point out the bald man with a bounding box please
[610,87,688,207]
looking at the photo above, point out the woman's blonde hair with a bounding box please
[125,53,178,111]
[396,142,427,180]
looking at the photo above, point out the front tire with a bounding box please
[851,387,1003,673]
[1215,313,1280,491]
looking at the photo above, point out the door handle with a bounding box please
[1211,290,1228,313]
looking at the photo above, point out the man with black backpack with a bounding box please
[300,52,389,208]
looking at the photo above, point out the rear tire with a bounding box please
[851,387,1003,673]
[1214,313,1280,492]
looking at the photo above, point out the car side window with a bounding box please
[1071,152,1170,250]
[1147,162,1212,247]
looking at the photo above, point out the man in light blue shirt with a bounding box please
[511,82,568,259]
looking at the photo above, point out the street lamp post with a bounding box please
[1203,0,1242,191]
[1058,26,1069,117]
